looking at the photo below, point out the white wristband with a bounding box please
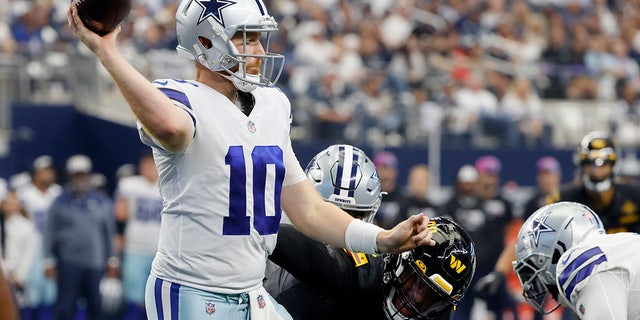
[345,219,384,254]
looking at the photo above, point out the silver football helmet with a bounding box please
[513,202,604,314]
[100,277,124,316]
[175,0,284,92]
[305,145,382,223]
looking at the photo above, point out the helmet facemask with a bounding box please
[220,21,284,92]
[512,253,561,314]
[383,253,456,319]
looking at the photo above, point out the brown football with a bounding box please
[73,0,132,36]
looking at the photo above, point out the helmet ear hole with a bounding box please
[552,248,563,264]
[198,36,213,49]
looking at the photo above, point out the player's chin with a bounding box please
[246,66,261,75]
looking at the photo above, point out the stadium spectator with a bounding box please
[43,154,117,320]
[452,72,510,147]
[0,191,38,318]
[500,76,550,148]
[404,84,445,145]
[454,156,518,320]
[398,164,439,219]
[372,151,403,229]
[344,72,399,146]
[523,156,563,219]
[610,78,640,147]
[309,70,352,143]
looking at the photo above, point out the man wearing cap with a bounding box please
[522,156,563,219]
[549,131,640,234]
[372,151,403,229]
[451,156,518,320]
[15,155,62,319]
[43,155,118,320]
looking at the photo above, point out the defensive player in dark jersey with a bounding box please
[549,131,640,233]
[264,145,476,319]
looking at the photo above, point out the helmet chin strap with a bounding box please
[582,174,612,193]
[217,71,258,92]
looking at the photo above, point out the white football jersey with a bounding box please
[17,183,62,234]
[140,79,306,294]
[556,232,640,318]
[116,175,163,255]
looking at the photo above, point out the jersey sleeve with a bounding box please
[268,224,352,296]
[282,140,307,188]
[570,268,629,319]
[556,246,609,305]
[138,79,196,151]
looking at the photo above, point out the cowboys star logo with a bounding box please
[195,0,237,25]
[529,211,554,247]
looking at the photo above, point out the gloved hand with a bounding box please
[474,271,505,298]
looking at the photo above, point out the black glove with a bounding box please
[474,271,505,298]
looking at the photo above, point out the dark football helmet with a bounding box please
[382,217,476,319]
[574,131,617,193]
[575,131,617,167]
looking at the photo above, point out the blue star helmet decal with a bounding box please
[195,0,237,26]
[529,211,554,247]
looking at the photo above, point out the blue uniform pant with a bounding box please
[55,261,104,320]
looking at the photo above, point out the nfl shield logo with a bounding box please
[247,120,256,134]
[257,294,266,309]
[205,301,216,315]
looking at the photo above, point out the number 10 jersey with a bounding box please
[139,79,306,294]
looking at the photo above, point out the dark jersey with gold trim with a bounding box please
[265,224,386,320]
[552,183,640,233]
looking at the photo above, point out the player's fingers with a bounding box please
[67,7,78,34]
[413,227,436,246]
[109,25,122,38]
[71,6,85,35]
[407,212,426,226]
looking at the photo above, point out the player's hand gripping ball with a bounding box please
[72,0,132,36]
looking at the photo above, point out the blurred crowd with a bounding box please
[1,152,160,320]
[4,0,640,148]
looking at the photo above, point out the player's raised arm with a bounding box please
[282,179,435,254]
[67,6,193,153]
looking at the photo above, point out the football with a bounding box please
[73,0,132,36]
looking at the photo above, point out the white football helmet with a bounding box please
[175,0,284,92]
[513,202,605,314]
[100,277,124,316]
[305,145,382,223]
